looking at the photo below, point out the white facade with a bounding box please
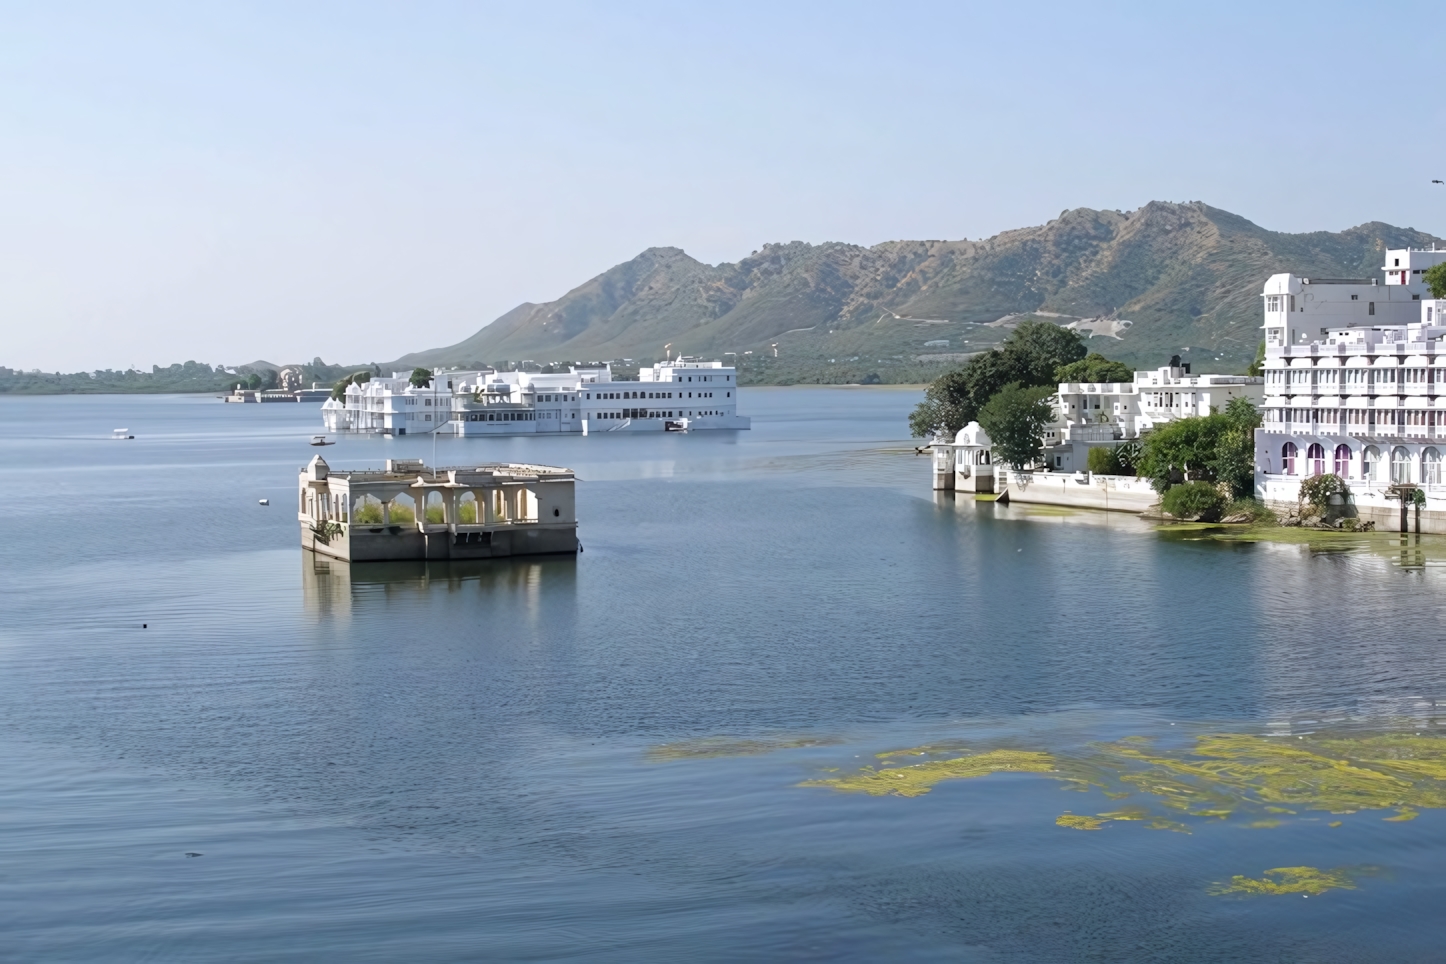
[1255,248,1446,519]
[321,359,749,436]
[1044,364,1263,472]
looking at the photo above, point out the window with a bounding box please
[1392,446,1413,484]
[1363,445,1379,481]
[1307,443,1325,477]
[1334,444,1351,477]
[1369,302,1375,316]
[1282,442,1297,475]
[1351,294,1359,301]
[1266,295,1280,312]
[1425,448,1442,485]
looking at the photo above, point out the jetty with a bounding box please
[299,456,577,561]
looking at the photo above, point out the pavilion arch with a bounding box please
[424,490,446,524]
[1306,443,1325,477]
[456,490,479,525]
[354,494,385,524]
[389,492,417,525]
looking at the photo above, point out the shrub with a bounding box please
[1297,473,1349,512]
[424,505,445,524]
[1161,481,1226,521]
[388,502,415,524]
[353,500,384,524]
[457,500,478,524]
[1087,446,1122,475]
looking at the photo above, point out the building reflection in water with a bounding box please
[300,549,577,629]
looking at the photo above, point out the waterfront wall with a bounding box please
[996,470,1159,513]
[302,523,579,561]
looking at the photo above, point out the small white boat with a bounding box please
[111,428,134,440]
[259,499,270,506]
[309,436,334,446]
[664,418,690,433]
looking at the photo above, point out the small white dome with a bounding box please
[954,421,992,448]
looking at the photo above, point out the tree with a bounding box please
[410,367,433,388]
[1246,340,1266,377]
[1424,262,1446,299]
[1136,397,1262,497]
[1136,416,1227,493]
[1207,397,1262,499]
[977,383,1055,470]
[1055,353,1133,384]
[909,321,1085,437]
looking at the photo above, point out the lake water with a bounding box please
[4,389,1446,962]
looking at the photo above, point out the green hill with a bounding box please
[395,201,1443,381]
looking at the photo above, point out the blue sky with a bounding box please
[4,1,1445,370]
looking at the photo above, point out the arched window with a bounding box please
[1424,448,1442,486]
[1363,445,1380,482]
[1282,442,1297,475]
[1307,443,1325,477]
[1333,444,1351,478]
[1392,446,1413,484]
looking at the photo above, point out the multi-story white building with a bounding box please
[321,359,749,436]
[1255,247,1446,526]
[1043,363,1263,472]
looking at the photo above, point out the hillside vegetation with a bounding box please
[394,201,1442,379]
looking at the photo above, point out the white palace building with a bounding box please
[1254,246,1446,528]
[321,358,749,437]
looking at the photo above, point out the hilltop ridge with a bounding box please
[393,202,1442,378]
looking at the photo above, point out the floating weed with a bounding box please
[648,735,840,762]
[798,749,1056,798]
[1211,866,1358,897]
[804,730,1446,835]
[1329,821,1343,828]
[1056,814,1104,830]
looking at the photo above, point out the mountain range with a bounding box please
[393,202,1444,378]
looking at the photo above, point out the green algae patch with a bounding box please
[648,735,840,762]
[799,748,1056,798]
[1211,866,1357,897]
[1056,813,1104,830]
[1178,525,1446,567]
[804,730,1446,838]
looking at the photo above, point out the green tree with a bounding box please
[1135,397,1262,497]
[1055,353,1134,384]
[410,367,433,388]
[977,383,1055,470]
[909,321,1085,437]
[1424,262,1446,299]
[1207,397,1262,498]
[1246,340,1266,377]
[1136,416,1227,493]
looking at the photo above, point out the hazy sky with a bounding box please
[5,1,1445,371]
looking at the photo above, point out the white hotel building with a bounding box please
[1042,363,1262,472]
[321,359,749,436]
[1254,246,1446,525]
